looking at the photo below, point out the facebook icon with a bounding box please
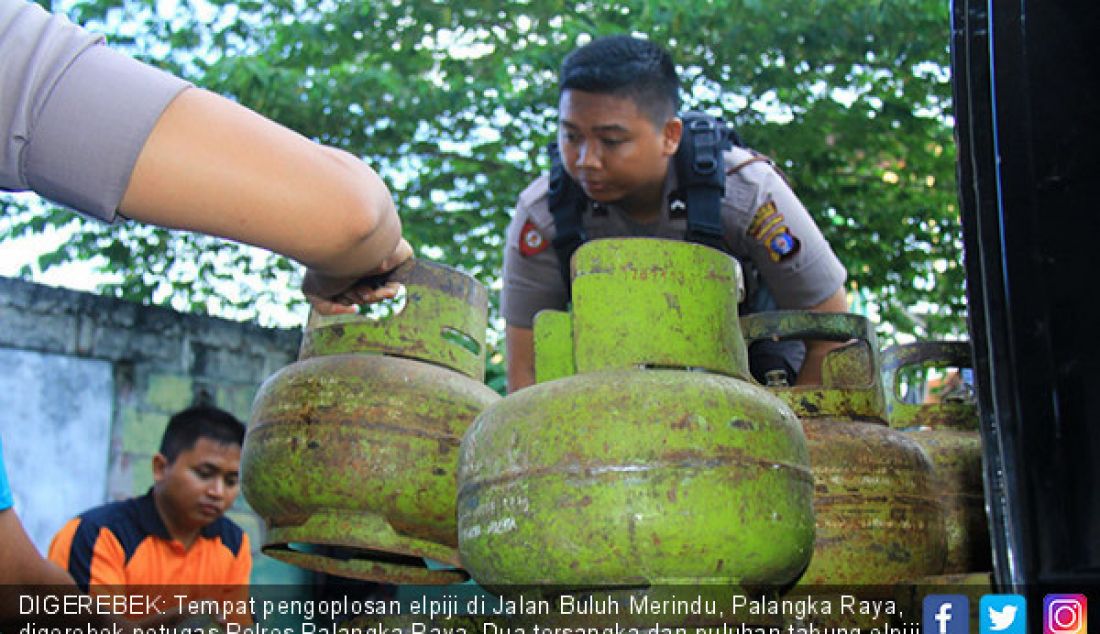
[925,595,970,634]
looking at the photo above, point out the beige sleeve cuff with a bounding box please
[25,45,190,222]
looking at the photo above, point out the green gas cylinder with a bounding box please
[458,238,814,588]
[882,341,990,574]
[241,260,500,584]
[741,311,946,586]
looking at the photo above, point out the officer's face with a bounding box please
[152,437,241,535]
[558,90,681,212]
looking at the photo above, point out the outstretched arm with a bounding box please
[118,88,411,313]
[3,0,411,313]
[0,508,75,588]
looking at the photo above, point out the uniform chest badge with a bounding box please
[747,200,801,262]
[519,220,549,257]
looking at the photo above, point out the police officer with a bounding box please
[501,35,849,392]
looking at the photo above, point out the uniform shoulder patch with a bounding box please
[765,228,801,262]
[518,220,549,257]
[747,200,801,262]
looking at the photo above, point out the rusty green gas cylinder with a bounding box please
[882,341,990,574]
[458,238,814,587]
[741,311,946,585]
[242,260,500,584]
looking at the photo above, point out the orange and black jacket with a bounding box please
[48,490,251,602]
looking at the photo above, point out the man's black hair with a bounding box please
[159,405,245,463]
[559,35,681,126]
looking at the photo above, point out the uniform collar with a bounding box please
[594,166,679,222]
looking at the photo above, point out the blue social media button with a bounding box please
[925,595,970,634]
[981,595,1027,634]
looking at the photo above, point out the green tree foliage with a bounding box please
[2,0,963,373]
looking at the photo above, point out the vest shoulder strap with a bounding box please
[547,140,587,292]
[675,111,735,251]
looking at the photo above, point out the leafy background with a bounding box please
[2,0,964,392]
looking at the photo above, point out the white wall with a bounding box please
[0,347,113,553]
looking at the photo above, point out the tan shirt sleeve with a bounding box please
[721,148,847,308]
[0,0,190,222]
[500,175,570,328]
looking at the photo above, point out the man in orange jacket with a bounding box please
[48,405,251,624]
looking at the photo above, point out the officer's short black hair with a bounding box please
[560,35,681,126]
[159,405,245,463]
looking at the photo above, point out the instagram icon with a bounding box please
[1045,594,1088,634]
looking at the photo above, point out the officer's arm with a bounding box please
[119,88,408,312]
[0,507,105,628]
[0,508,76,588]
[505,325,537,393]
[795,287,850,386]
[1,509,186,632]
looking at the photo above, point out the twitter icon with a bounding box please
[981,594,1027,634]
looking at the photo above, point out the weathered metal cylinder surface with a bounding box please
[571,239,751,379]
[882,341,989,573]
[242,259,499,584]
[741,311,947,585]
[457,368,814,588]
[298,258,490,379]
[904,429,989,573]
[244,353,501,582]
[533,309,574,384]
[798,418,946,585]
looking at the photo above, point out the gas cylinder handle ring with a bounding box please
[881,341,976,412]
[740,310,878,347]
[881,341,972,374]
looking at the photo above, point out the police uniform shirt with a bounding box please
[502,146,848,328]
[0,0,190,222]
